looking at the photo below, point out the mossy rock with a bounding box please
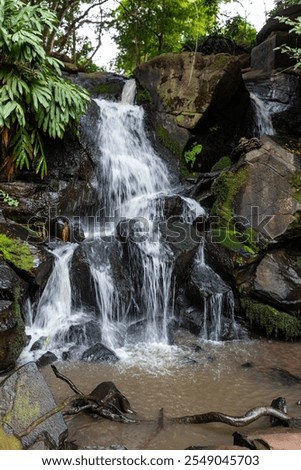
[242,297,301,340]
[211,167,249,223]
[211,156,232,172]
[0,424,22,450]
[290,171,301,204]
[0,234,33,272]
[211,166,260,257]
[0,293,26,372]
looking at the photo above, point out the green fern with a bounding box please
[0,0,90,178]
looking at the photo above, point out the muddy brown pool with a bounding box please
[42,339,301,450]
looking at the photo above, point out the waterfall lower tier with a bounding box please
[22,80,243,366]
[250,92,275,137]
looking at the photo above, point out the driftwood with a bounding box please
[13,367,301,444]
[51,365,136,424]
[169,406,292,427]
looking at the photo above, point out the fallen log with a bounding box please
[169,406,294,426]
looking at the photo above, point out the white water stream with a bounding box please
[22,80,238,367]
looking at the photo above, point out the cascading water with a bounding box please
[193,243,239,342]
[250,92,275,136]
[22,79,239,365]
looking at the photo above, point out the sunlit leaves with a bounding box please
[113,0,221,73]
[0,0,90,178]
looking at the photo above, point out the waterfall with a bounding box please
[121,78,137,105]
[250,92,275,136]
[193,243,238,342]
[22,78,240,364]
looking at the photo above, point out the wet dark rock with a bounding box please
[186,262,231,305]
[68,72,125,100]
[166,318,179,345]
[36,351,58,367]
[69,244,98,312]
[0,260,28,301]
[241,362,254,368]
[163,195,185,220]
[160,220,201,284]
[89,381,133,414]
[30,336,48,351]
[82,343,119,363]
[256,5,301,44]
[0,362,67,449]
[250,245,301,314]
[61,321,102,346]
[270,367,301,385]
[49,217,85,243]
[270,397,288,427]
[62,345,78,361]
[0,300,26,372]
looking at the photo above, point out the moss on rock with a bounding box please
[211,156,232,172]
[290,171,301,204]
[0,423,22,450]
[0,234,34,272]
[212,167,249,223]
[210,166,260,258]
[242,297,301,340]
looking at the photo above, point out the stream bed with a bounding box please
[42,339,301,450]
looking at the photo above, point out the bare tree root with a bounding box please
[169,406,293,426]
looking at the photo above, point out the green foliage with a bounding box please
[0,0,90,178]
[211,167,260,257]
[0,234,34,271]
[0,190,19,207]
[242,298,301,340]
[112,0,220,73]
[211,227,258,255]
[211,156,232,171]
[25,0,108,70]
[184,143,203,168]
[270,1,301,16]
[220,15,257,47]
[276,15,301,68]
[211,167,249,222]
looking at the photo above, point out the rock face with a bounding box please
[0,300,26,372]
[234,137,301,242]
[0,362,68,449]
[202,136,301,337]
[251,246,301,314]
[0,255,28,372]
[135,52,250,172]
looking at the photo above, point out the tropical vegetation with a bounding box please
[0,0,90,178]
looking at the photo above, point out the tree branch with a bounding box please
[170,406,294,426]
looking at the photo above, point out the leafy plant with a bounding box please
[0,0,90,179]
[276,16,301,68]
[0,190,19,207]
[184,143,203,168]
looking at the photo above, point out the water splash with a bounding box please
[121,78,137,105]
[250,92,275,136]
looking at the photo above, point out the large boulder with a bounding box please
[234,137,301,242]
[135,52,250,172]
[0,362,68,449]
[250,245,301,314]
[204,137,301,293]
